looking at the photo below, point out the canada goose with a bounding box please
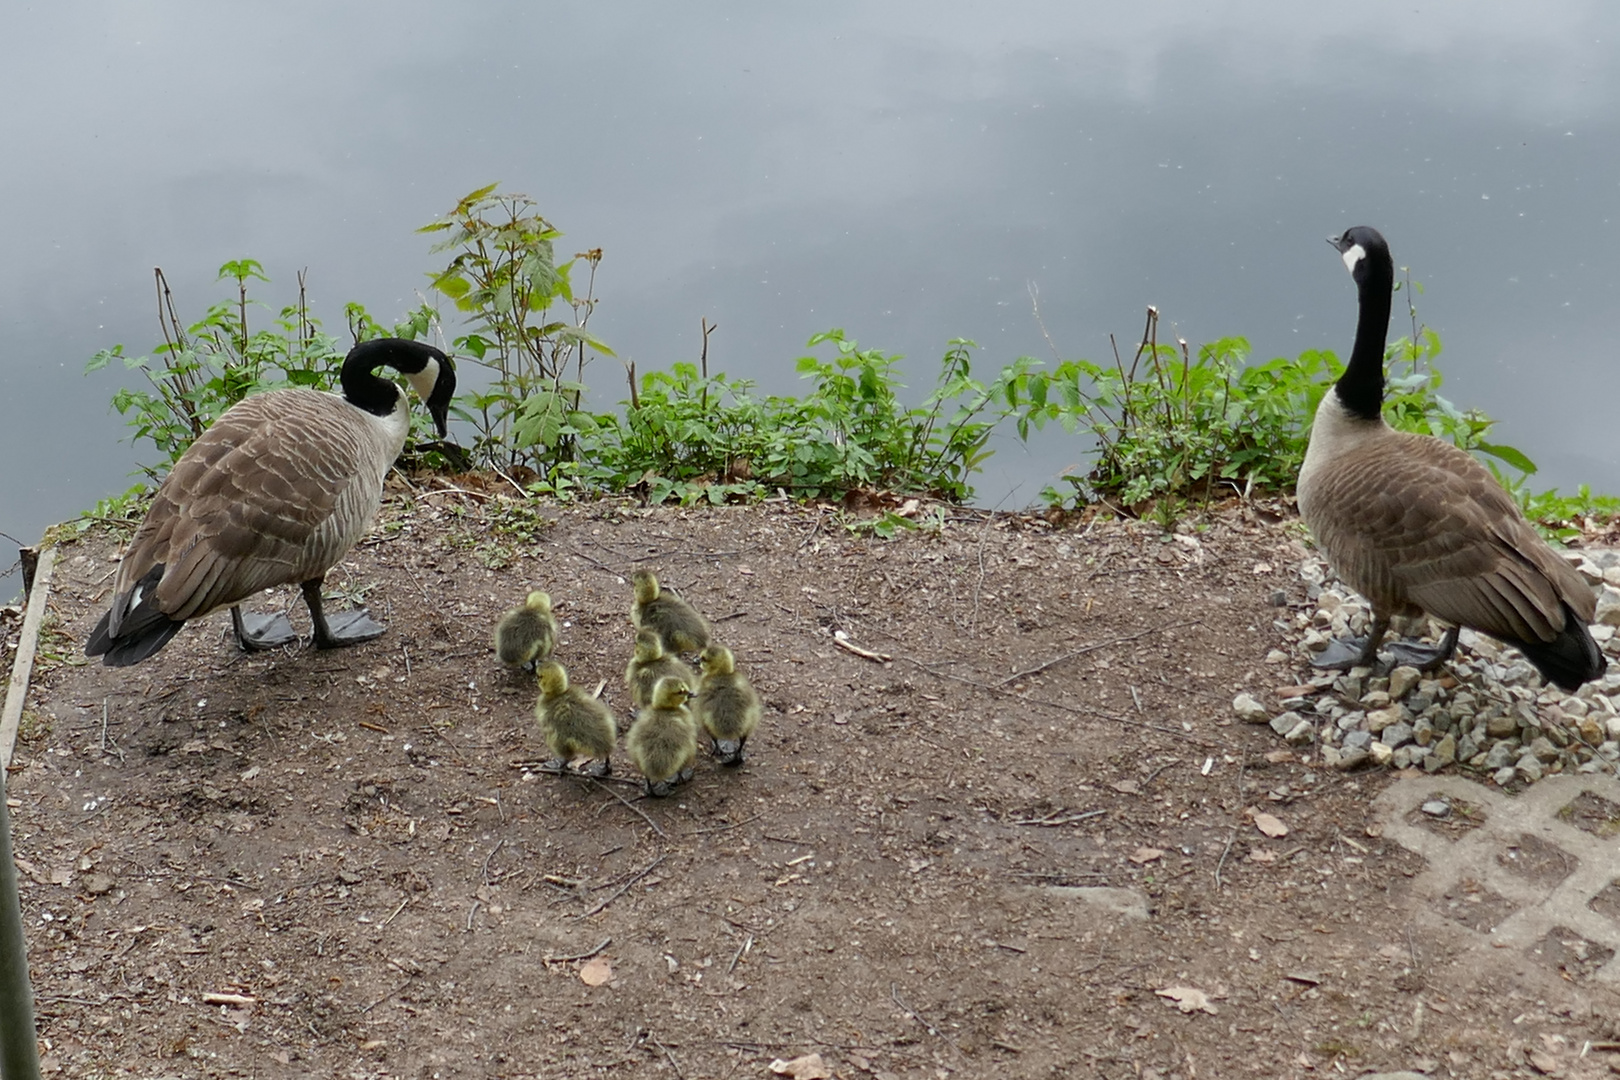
[629,569,710,654]
[534,661,617,775]
[85,338,455,667]
[692,644,761,766]
[624,627,696,708]
[1296,226,1604,691]
[627,676,698,797]
[494,590,559,671]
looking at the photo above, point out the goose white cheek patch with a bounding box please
[1341,243,1366,273]
[406,358,441,401]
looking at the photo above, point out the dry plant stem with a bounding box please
[1213,756,1249,891]
[891,984,941,1037]
[361,976,415,1015]
[585,777,668,838]
[543,937,612,964]
[578,854,669,918]
[648,1034,685,1080]
[994,618,1200,687]
[833,636,891,663]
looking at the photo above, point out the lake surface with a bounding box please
[6,1,1620,594]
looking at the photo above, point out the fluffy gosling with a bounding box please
[494,590,559,671]
[534,661,616,776]
[627,676,698,797]
[692,644,761,766]
[625,627,697,708]
[630,569,710,654]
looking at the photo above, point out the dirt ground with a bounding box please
[7,485,1620,1079]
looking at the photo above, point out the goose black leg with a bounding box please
[302,578,386,649]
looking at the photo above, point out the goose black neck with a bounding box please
[339,339,438,418]
[1335,245,1394,422]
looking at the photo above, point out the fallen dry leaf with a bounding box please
[1247,849,1277,864]
[1253,812,1288,838]
[579,957,613,986]
[1155,985,1218,1015]
[1129,847,1164,865]
[769,1052,832,1079]
[1112,780,1141,795]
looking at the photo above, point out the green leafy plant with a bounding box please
[420,184,613,474]
[85,261,437,483]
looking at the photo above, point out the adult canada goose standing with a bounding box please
[1296,226,1604,691]
[85,338,456,666]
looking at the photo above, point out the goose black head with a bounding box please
[1327,226,1390,282]
[342,338,457,435]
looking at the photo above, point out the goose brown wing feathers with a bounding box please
[1308,429,1588,645]
[111,391,389,627]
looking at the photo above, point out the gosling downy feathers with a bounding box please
[627,676,698,797]
[534,661,617,775]
[495,590,559,671]
[692,644,761,766]
[630,569,710,655]
[1296,226,1604,691]
[624,627,696,708]
[86,338,455,666]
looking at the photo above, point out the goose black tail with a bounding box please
[85,567,187,667]
[1511,605,1607,692]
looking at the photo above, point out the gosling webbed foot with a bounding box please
[232,607,299,650]
[540,757,571,775]
[712,738,745,766]
[677,765,695,784]
[645,778,677,798]
[587,758,613,778]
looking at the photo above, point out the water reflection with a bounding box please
[5,1,1619,589]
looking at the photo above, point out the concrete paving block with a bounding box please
[1371,773,1620,983]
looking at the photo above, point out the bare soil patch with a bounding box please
[8,493,1620,1078]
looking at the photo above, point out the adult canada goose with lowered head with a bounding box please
[1296,226,1604,691]
[86,338,456,666]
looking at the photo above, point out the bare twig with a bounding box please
[543,937,612,964]
[361,976,414,1014]
[586,777,667,838]
[380,897,409,929]
[480,840,505,883]
[578,854,668,918]
[833,633,891,663]
[1214,756,1248,891]
[727,934,754,974]
[1010,809,1106,827]
[994,619,1199,687]
[891,984,941,1037]
[683,814,761,836]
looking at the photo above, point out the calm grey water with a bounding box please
[6,2,1620,592]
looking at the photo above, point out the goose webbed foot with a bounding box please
[1383,626,1460,673]
[1308,635,1378,671]
[540,757,571,774]
[302,579,386,649]
[232,606,299,650]
[645,778,677,798]
[587,758,612,778]
[712,738,746,766]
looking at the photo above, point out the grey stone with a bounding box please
[1232,692,1271,724]
[1388,665,1422,700]
[1343,730,1372,750]
[1366,706,1405,734]
[1419,799,1450,817]
[1484,742,1517,770]
[1269,710,1305,737]
[1332,747,1370,771]
[1516,756,1545,783]
[1431,733,1456,766]
[1493,765,1517,786]
[1379,722,1415,750]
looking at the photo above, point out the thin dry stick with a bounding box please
[480,840,505,883]
[649,1035,686,1080]
[891,984,941,1037]
[968,511,996,634]
[1213,756,1248,891]
[361,976,414,1014]
[578,854,668,918]
[727,934,754,974]
[994,619,1199,687]
[586,777,668,838]
[380,897,409,929]
[683,814,762,836]
[897,656,1218,748]
[543,937,612,964]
